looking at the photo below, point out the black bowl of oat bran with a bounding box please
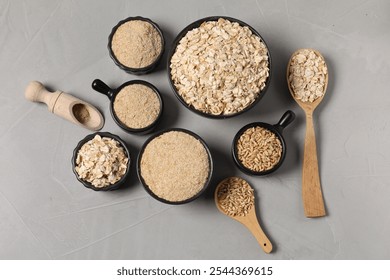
[108,16,165,75]
[232,110,295,176]
[168,16,272,119]
[137,128,213,204]
[72,132,131,191]
[92,79,163,135]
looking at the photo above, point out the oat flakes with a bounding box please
[288,49,328,102]
[170,18,269,115]
[75,135,128,188]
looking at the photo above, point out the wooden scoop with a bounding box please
[287,49,328,218]
[25,81,104,131]
[215,177,272,254]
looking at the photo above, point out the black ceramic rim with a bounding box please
[110,80,164,134]
[71,132,131,191]
[167,16,272,119]
[137,128,214,205]
[232,122,286,176]
[108,16,165,75]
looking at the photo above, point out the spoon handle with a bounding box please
[243,211,273,253]
[302,113,326,217]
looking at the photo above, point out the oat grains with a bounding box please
[216,177,255,217]
[236,126,282,172]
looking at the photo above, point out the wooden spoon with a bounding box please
[214,177,272,254]
[287,49,328,218]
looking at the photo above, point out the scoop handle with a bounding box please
[243,210,273,254]
[302,113,326,217]
[25,81,61,112]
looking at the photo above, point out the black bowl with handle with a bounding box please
[92,79,163,135]
[232,110,295,176]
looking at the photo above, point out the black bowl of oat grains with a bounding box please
[232,111,295,176]
[108,16,165,75]
[168,16,272,119]
[72,132,131,191]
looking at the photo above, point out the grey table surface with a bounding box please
[1,0,389,260]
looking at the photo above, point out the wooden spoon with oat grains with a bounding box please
[215,177,272,253]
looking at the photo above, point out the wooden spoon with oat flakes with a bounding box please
[287,48,328,218]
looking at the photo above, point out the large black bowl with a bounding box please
[167,16,272,119]
[137,128,214,204]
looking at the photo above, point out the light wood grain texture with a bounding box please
[215,180,273,254]
[25,81,104,131]
[287,49,327,218]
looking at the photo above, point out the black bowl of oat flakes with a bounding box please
[232,110,295,176]
[108,16,165,75]
[72,132,131,191]
[168,16,272,119]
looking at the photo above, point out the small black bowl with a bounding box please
[232,110,295,176]
[92,79,163,135]
[108,16,165,75]
[137,128,214,205]
[71,132,131,191]
[167,16,272,119]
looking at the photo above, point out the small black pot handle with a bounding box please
[274,110,295,132]
[92,79,114,100]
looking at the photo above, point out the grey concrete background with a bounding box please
[1,0,389,259]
